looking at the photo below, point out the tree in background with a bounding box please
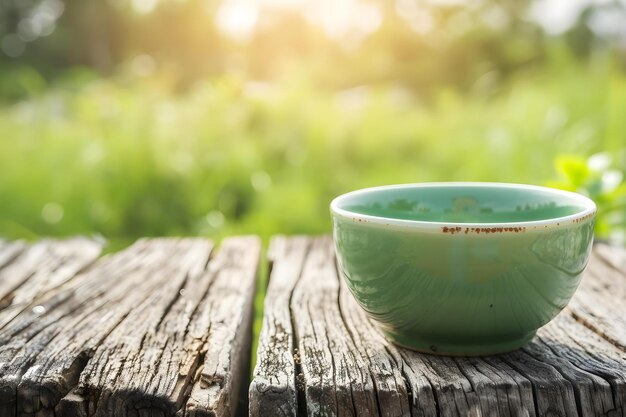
[0,0,624,94]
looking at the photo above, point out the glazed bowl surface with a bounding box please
[331,182,596,355]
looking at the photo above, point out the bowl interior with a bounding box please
[334,184,592,223]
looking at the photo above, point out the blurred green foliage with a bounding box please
[1,52,624,244]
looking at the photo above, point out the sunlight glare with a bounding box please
[216,0,259,41]
[529,0,589,35]
[306,0,382,40]
[132,0,158,14]
[216,0,381,42]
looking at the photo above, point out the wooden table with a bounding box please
[1,236,625,417]
[251,236,626,417]
[0,237,260,417]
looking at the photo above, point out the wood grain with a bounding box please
[0,238,101,326]
[0,240,27,273]
[249,236,309,417]
[183,236,261,417]
[0,237,260,417]
[251,236,626,417]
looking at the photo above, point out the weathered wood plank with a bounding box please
[183,236,261,417]
[1,238,209,417]
[567,249,626,351]
[0,237,260,417]
[0,240,27,273]
[54,238,215,417]
[595,243,626,272]
[249,236,309,417]
[252,236,626,417]
[0,238,101,323]
[294,237,394,417]
[529,313,626,417]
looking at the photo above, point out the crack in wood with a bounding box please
[183,236,261,417]
[0,241,27,273]
[289,240,311,417]
[174,252,223,415]
[176,323,211,417]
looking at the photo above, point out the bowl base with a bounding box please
[383,330,537,357]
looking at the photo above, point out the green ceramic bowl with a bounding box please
[331,183,596,356]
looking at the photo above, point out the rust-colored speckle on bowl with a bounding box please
[443,226,527,235]
[573,212,595,223]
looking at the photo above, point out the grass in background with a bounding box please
[1,59,624,244]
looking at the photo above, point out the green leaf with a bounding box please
[555,155,591,187]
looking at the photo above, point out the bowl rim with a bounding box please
[330,182,597,230]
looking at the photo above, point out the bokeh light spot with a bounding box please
[251,171,272,191]
[42,203,64,224]
[132,0,158,14]
[1,34,26,58]
[206,210,226,228]
[131,54,157,77]
[216,1,259,41]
